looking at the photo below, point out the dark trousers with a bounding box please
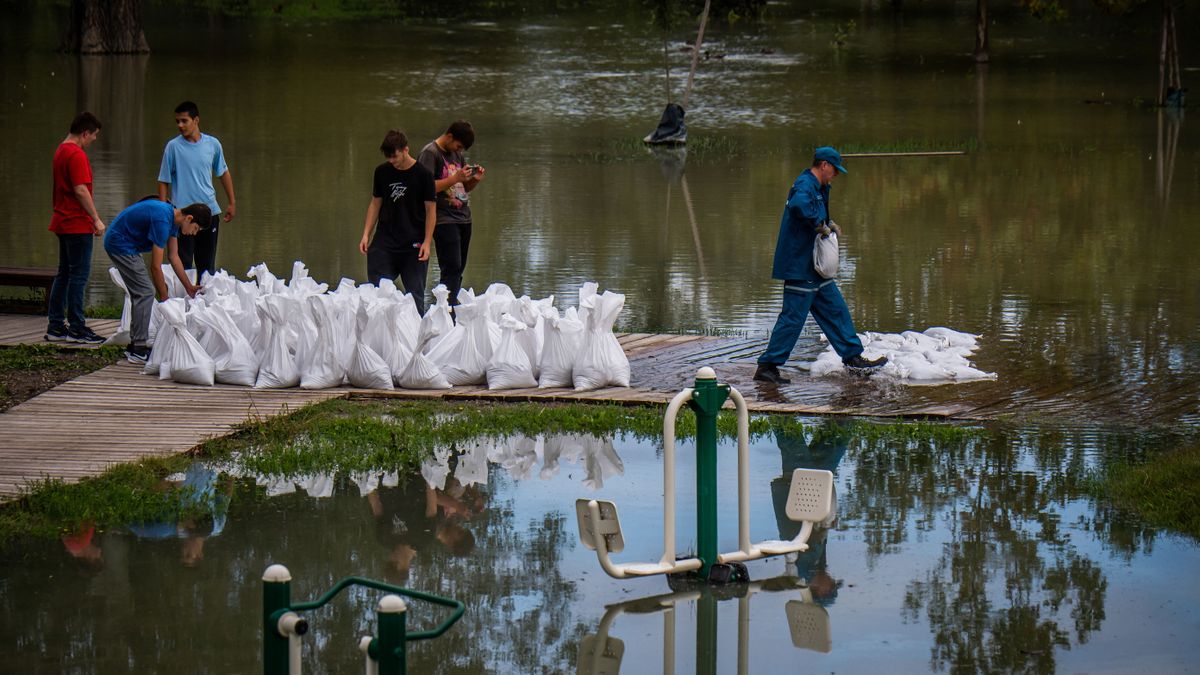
[176,214,221,279]
[433,221,472,305]
[106,251,155,348]
[758,279,864,366]
[48,233,94,331]
[368,244,429,315]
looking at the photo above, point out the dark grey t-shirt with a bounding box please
[417,141,472,225]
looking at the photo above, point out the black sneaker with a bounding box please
[68,326,107,345]
[753,364,791,384]
[45,325,71,343]
[844,354,888,369]
[125,345,151,365]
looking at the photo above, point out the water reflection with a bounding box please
[2,424,1198,672]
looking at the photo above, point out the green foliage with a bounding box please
[0,397,990,543]
[1,455,204,541]
[84,303,122,319]
[0,344,122,374]
[831,19,857,48]
[1019,0,1069,21]
[1089,440,1200,539]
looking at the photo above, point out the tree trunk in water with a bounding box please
[681,0,711,111]
[1159,1,1183,105]
[973,0,989,63]
[662,36,673,105]
[62,0,149,54]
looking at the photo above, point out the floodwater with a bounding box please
[2,422,1197,673]
[1,3,1197,423]
[1,4,1199,672]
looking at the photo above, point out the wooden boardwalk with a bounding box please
[0,313,982,501]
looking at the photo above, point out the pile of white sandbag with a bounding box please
[810,327,997,384]
[109,261,632,392]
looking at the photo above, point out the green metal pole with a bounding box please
[696,588,718,675]
[377,594,409,675]
[688,367,729,578]
[262,564,293,675]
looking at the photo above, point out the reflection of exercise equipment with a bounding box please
[577,576,832,675]
[261,564,464,675]
[576,367,834,584]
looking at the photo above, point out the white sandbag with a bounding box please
[234,280,262,347]
[487,314,538,390]
[813,230,839,279]
[511,295,552,376]
[147,265,196,345]
[141,303,170,375]
[923,326,980,349]
[103,266,132,346]
[190,302,258,386]
[396,293,422,352]
[347,303,394,389]
[254,295,300,389]
[247,262,286,295]
[538,306,584,388]
[436,297,492,386]
[812,326,996,384]
[576,281,599,326]
[419,285,455,355]
[482,282,516,324]
[199,269,238,297]
[573,290,631,390]
[154,298,215,386]
[330,279,361,373]
[301,294,345,390]
[397,329,452,389]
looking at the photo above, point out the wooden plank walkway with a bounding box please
[0,313,987,501]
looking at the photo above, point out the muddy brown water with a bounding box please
[1,4,1197,672]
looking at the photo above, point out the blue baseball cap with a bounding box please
[813,146,848,174]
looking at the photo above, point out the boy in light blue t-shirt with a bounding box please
[104,198,210,364]
[157,100,236,278]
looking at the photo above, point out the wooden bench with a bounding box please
[0,267,57,314]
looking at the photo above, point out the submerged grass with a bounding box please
[0,455,205,541]
[1089,440,1200,539]
[0,397,985,545]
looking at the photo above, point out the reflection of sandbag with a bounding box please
[573,291,631,390]
[254,295,300,389]
[347,303,393,389]
[487,314,538,390]
[539,306,583,388]
[154,298,215,386]
[581,435,624,490]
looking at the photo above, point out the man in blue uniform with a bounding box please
[754,147,886,385]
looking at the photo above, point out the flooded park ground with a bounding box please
[1,0,1198,672]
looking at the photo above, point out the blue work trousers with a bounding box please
[47,232,94,331]
[758,279,864,366]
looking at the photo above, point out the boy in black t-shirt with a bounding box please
[359,129,437,313]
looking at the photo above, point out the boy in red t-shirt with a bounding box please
[46,111,106,344]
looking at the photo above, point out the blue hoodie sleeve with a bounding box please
[785,177,826,229]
